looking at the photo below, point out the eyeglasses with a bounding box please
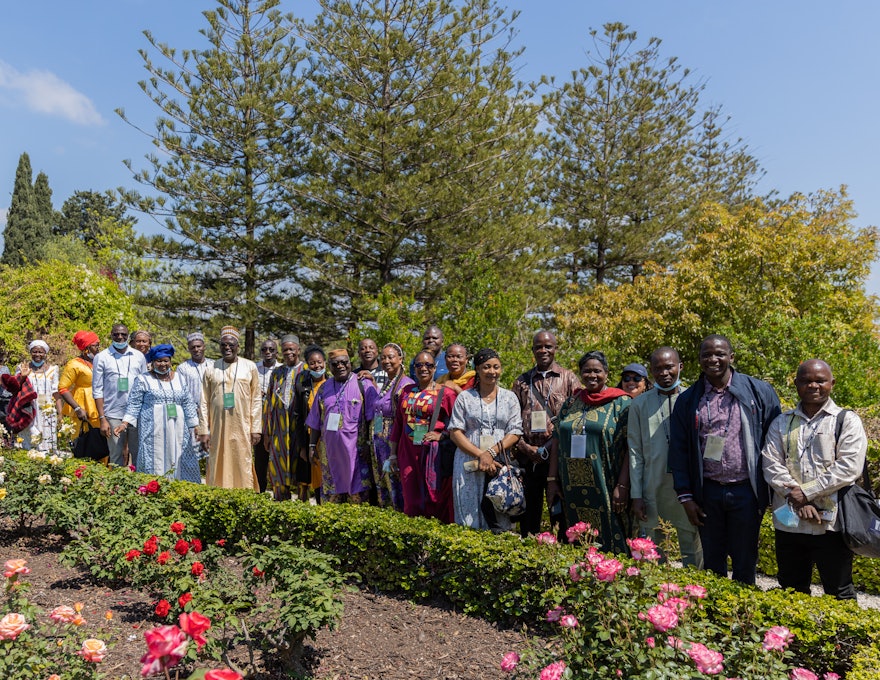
[414,362,435,369]
[329,359,350,367]
[111,332,129,339]
[219,342,237,349]
[622,375,645,383]
[260,346,275,353]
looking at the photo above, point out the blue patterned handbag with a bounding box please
[485,449,526,517]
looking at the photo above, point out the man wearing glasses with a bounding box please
[511,331,580,537]
[93,323,147,467]
[305,349,380,503]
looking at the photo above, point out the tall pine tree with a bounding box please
[119,0,308,357]
[1,152,37,266]
[32,171,56,243]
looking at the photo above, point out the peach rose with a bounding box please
[3,559,30,578]
[0,612,30,640]
[79,638,108,662]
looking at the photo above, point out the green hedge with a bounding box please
[5,451,880,677]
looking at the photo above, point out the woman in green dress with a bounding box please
[547,350,633,553]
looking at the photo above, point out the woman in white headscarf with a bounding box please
[16,339,62,452]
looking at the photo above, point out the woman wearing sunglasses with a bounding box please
[617,362,652,398]
[390,351,457,520]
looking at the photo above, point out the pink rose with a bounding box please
[584,547,602,568]
[205,670,243,680]
[687,642,724,675]
[627,536,660,561]
[594,557,624,582]
[626,566,641,577]
[667,635,684,650]
[639,604,678,632]
[664,597,690,613]
[646,636,655,648]
[763,626,794,651]
[823,674,841,680]
[535,532,557,545]
[790,670,818,680]
[539,660,567,680]
[565,521,590,543]
[49,605,77,624]
[657,583,682,602]
[0,613,29,640]
[137,485,148,495]
[569,563,587,582]
[3,559,30,579]
[684,584,707,599]
[141,625,189,676]
[546,606,565,623]
[79,638,107,663]
[559,614,579,628]
[500,651,520,672]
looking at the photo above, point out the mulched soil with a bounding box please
[0,519,531,679]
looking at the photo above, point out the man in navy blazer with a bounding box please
[668,335,781,584]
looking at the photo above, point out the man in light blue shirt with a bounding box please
[93,323,147,467]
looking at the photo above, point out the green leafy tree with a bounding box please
[56,190,132,248]
[119,0,307,358]
[1,152,38,266]
[541,23,761,287]
[553,190,880,406]
[295,0,546,334]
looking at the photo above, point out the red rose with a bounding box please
[191,538,203,553]
[205,670,242,680]
[154,600,171,618]
[178,592,192,609]
[216,539,226,547]
[146,479,160,494]
[252,567,264,578]
[174,540,190,556]
[143,536,159,556]
[125,549,142,561]
[170,521,186,535]
[191,562,205,576]
[73,466,85,479]
[179,610,212,649]
[156,551,171,565]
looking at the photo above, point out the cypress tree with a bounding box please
[1,152,37,266]
[32,171,56,244]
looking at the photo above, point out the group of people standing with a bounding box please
[2,323,867,599]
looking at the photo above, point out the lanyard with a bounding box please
[326,375,353,415]
[785,413,823,460]
[529,371,557,411]
[700,389,735,437]
[220,360,240,394]
[113,351,132,378]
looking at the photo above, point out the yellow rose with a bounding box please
[0,488,6,501]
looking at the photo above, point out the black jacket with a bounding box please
[668,369,781,511]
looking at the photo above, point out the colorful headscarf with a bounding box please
[73,331,99,351]
[146,344,175,363]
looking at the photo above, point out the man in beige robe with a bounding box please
[197,326,262,489]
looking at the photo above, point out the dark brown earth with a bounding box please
[0,521,530,679]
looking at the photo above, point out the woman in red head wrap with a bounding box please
[56,331,105,460]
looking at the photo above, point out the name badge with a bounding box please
[571,434,587,459]
[531,410,547,433]
[413,424,429,445]
[327,412,342,432]
[166,403,178,419]
[373,417,384,435]
[223,392,235,409]
[703,434,725,462]
[479,433,496,452]
[117,377,129,392]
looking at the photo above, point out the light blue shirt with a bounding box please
[91,346,147,418]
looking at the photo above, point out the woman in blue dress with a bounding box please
[114,344,201,482]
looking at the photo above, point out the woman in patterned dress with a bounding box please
[115,344,201,482]
[16,340,61,452]
[371,343,413,510]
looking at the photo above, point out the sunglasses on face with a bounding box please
[329,359,350,367]
[111,332,129,339]
[414,362,435,369]
[622,375,645,383]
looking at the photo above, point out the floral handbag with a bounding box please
[485,448,526,517]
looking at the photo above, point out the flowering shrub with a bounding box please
[503,531,839,679]
[0,559,107,679]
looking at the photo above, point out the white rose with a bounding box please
[48,455,63,466]
[0,473,5,485]
[37,474,52,485]
[60,477,72,486]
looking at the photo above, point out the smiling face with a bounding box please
[220,336,239,362]
[306,351,325,374]
[29,345,47,365]
[579,359,607,394]
[281,341,300,367]
[413,351,436,387]
[620,372,647,397]
[445,344,468,377]
[795,360,834,415]
[152,356,172,374]
[532,332,557,371]
[329,354,351,381]
[475,356,502,388]
[380,346,403,376]
[699,337,733,387]
[358,339,378,368]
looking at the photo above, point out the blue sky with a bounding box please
[2,1,879,291]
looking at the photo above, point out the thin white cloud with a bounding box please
[0,60,105,126]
